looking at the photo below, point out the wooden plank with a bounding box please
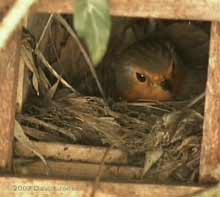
[14,159,143,180]
[0,0,219,21]
[0,28,20,171]
[0,176,205,197]
[15,141,128,164]
[0,0,14,11]
[200,22,220,183]
[35,0,220,21]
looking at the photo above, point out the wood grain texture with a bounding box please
[15,141,128,164]
[0,176,205,197]
[0,30,20,171]
[14,159,143,180]
[0,0,220,21]
[200,22,220,183]
[35,0,220,21]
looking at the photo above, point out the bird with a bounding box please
[56,21,207,102]
[110,39,188,102]
[76,39,196,102]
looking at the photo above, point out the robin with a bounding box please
[111,40,188,102]
[77,39,192,102]
[58,22,206,102]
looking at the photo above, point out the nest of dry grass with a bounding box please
[17,91,203,183]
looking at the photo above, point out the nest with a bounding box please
[15,15,208,184]
[17,93,204,183]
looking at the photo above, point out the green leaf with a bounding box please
[74,0,111,65]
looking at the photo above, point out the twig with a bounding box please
[187,92,205,108]
[35,14,54,49]
[127,102,171,112]
[0,0,37,49]
[90,145,113,197]
[54,15,108,104]
[20,116,78,141]
[34,48,78,94]
[48,21,64,75]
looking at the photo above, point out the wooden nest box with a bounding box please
[0,0,220,196]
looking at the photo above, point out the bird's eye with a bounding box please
[136,73,146,82]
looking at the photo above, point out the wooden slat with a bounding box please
[0,29,20,171]
[36,0,220,21]
[0,0,220,21]
[15,141,128,164]
[200,22,220,183]
[14,159,143,180]
[0,0,14,11]
[0,176,205,197]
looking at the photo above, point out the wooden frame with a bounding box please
[200,22,220,183]
[0,176,205,197]
[0,30,20,171]
[0,0,220,196]
[0,0,219,21]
